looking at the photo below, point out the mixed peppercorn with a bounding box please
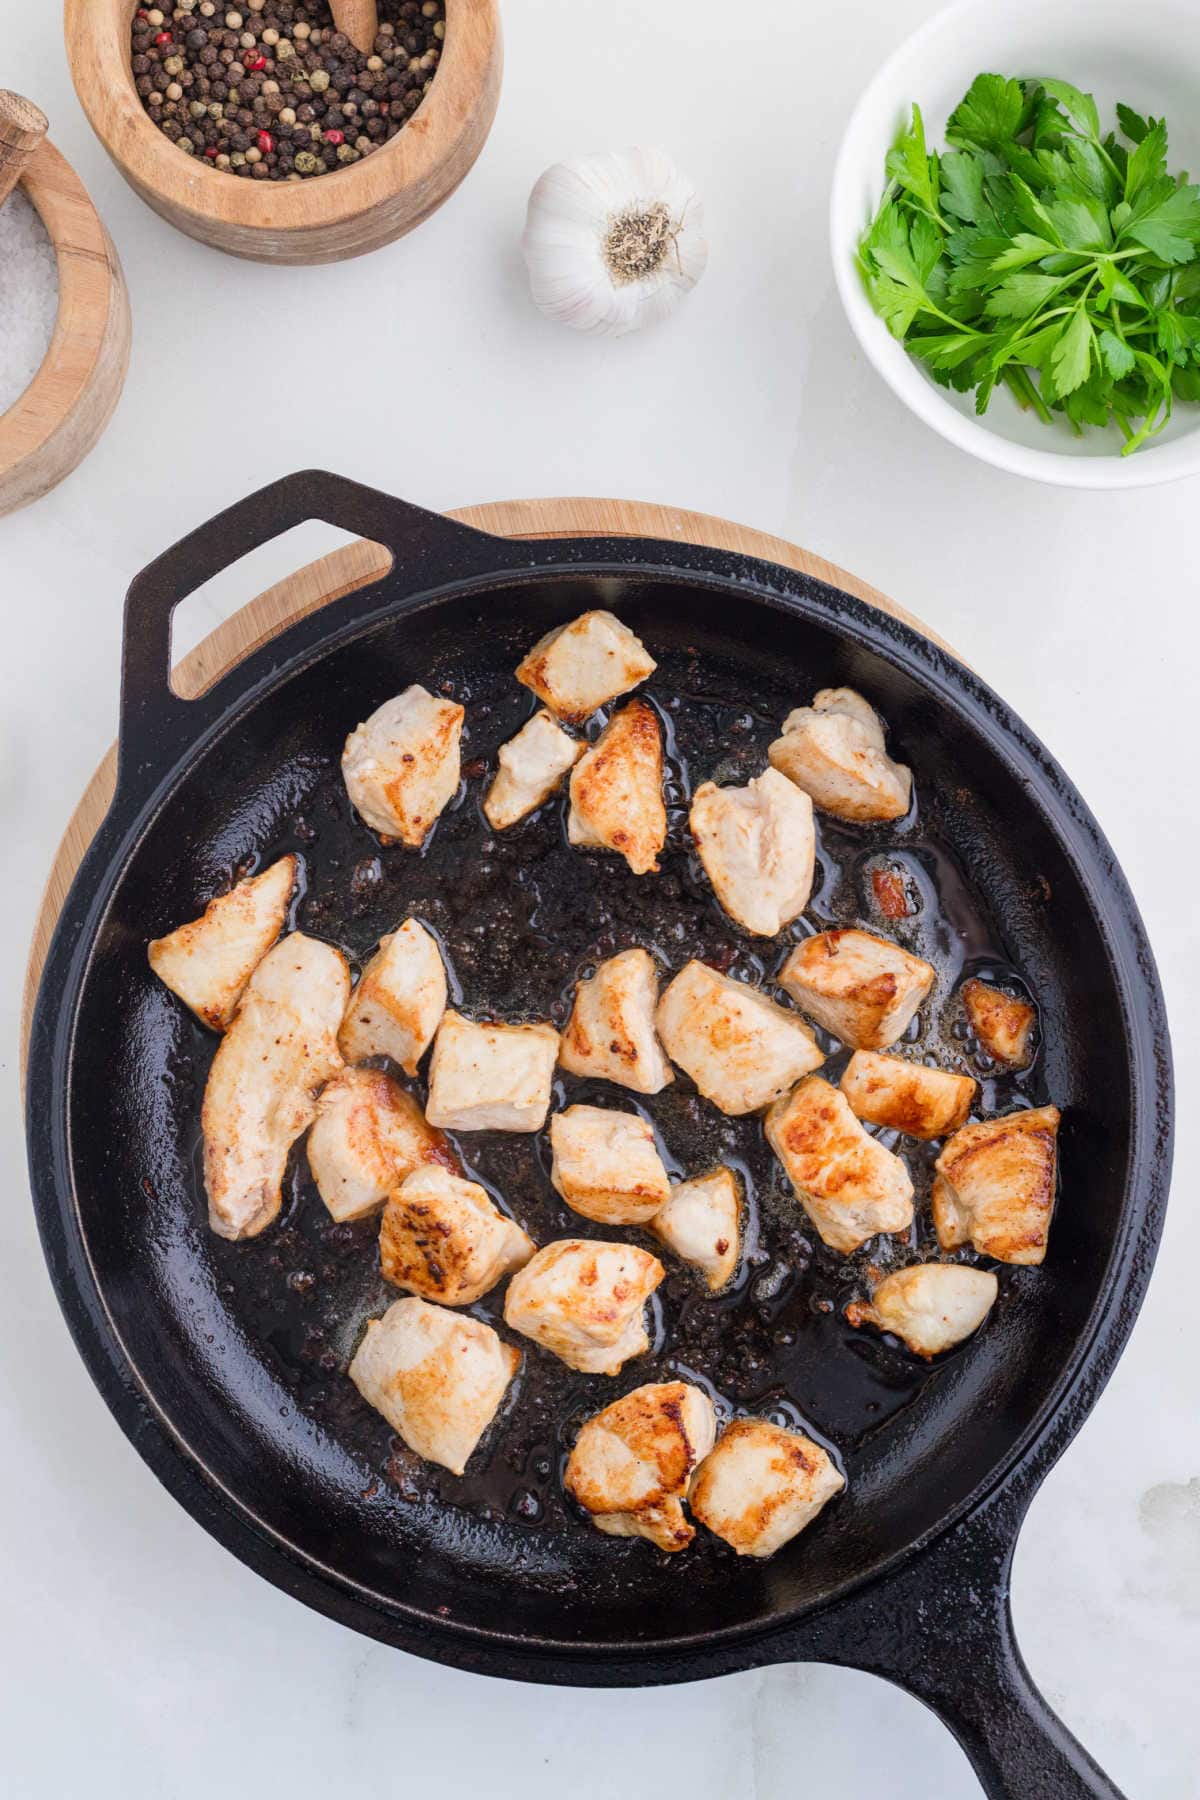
[129,0,445,181]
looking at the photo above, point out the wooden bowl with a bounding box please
[64,0,503,265]
[0,114,131,518]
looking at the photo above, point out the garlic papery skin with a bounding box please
[522,147,707,337]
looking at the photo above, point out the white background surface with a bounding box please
[1,1,1196,1795]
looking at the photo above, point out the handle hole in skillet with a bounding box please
[168,521,392,701]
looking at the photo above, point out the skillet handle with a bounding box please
[119,469,499,752]
[795,1491,1127,1799]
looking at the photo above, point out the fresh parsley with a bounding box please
[857,74,1200,453]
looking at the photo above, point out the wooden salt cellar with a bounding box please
[0,89,131,519]
[65,0,503,265]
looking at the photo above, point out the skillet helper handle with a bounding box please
[119,469,494,753]
[798,1492,1127,1800]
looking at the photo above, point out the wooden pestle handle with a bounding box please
[0,90,48,211]
[330,0,379,55]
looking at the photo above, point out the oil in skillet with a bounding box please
[188,647,1046,1547]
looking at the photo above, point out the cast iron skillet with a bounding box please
[27,473,1172,1799]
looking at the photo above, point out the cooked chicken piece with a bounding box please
[933,1106,1061,1266]
[840,1050,976,1140]
[425,1011,559,1133]
[148,854,296,1031]
[768,687,912,822]
[203,933,349,1240]
[516,609,656,722]
[778,929,935,1050]
[689,1418,844,1559]
[549,1104,672,1225]
[559,948,674,1094]
[766,1076,914,1254]
[348,1296,520,1475]
[342,684,464,847]
[504,1239,664,1375]
[483,710,583,830]
[655,960,824,1116]
[379,1165,535,1305]
[565,1382,717,1552]
[690,769,815,937]
[848,1264,999,1357]
[962,977,1037,1069]
[567,701,667,876]
[652,1167,741,1291]
[308,1066,457,1223]
[339,918,447,1075]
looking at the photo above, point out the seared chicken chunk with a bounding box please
[656,960,824,1115]
[768,687,911,822]
[652,1167,741,1291]
[778,929,935,1050]
[308,1066,456,1223]
[840,1050,976,1140]
[342,684,464,847]
[379,1165,535,1305]
[425,1011,559,1133]
[933,1106,1061,1266]
[559,948,674,1094]
[565,1382,717,1552]
[516,609,656,722]
[203,933,349,1240]
[690,769,815,937]
[549,1104,672,1225]
[963,977,1037,1069]
[766,1076,914,1254]
[148,854,295,1031]
[568,701,666,876]
[504,1239,664,1375]
[484,710,583,830]
[848,1264,999,1357]
[690,1418,844,1559]
[338,917,447,1075]
[349,1296,519,1475]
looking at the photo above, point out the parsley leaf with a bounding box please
[947,74,1026,149]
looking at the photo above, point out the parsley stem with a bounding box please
[1004,365,1053,423]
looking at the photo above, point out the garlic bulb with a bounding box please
[522,147,707,337]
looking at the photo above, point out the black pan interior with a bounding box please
[64,572,1135,1651]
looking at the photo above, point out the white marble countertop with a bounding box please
[1,1,1196,1794]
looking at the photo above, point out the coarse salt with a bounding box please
[0,188,59,415]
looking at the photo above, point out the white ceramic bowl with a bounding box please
[830,0,1200,487]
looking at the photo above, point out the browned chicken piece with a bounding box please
[516,609,657,722]
[847,1264,999,1357]
[203,933,350,1240]
[839,1050,976,1140]
[689,1418,845,1558]
[483,710,584,830]
[933,1106,1061,1266]
[549,1103,672,1225]
[559,947,674,1094]
[768,687,912,822]
[503,1239,664,1375]
[348,1296,520,1475]
[778,928,935,1050]
[147,854,296,1031]
[567,700,667,876]
[565,1382,717,1552]
[765,1076,914,1254]
[307,1065,457,1224]
[425,1011,560,1133]
[656,960,824,1115]
[651,1167,741,1292]
[689,769,816,937]
[338,917,448,1075]
[379,1165,535,1306]
[341,684,464,847]
[962,977,1037,1069]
